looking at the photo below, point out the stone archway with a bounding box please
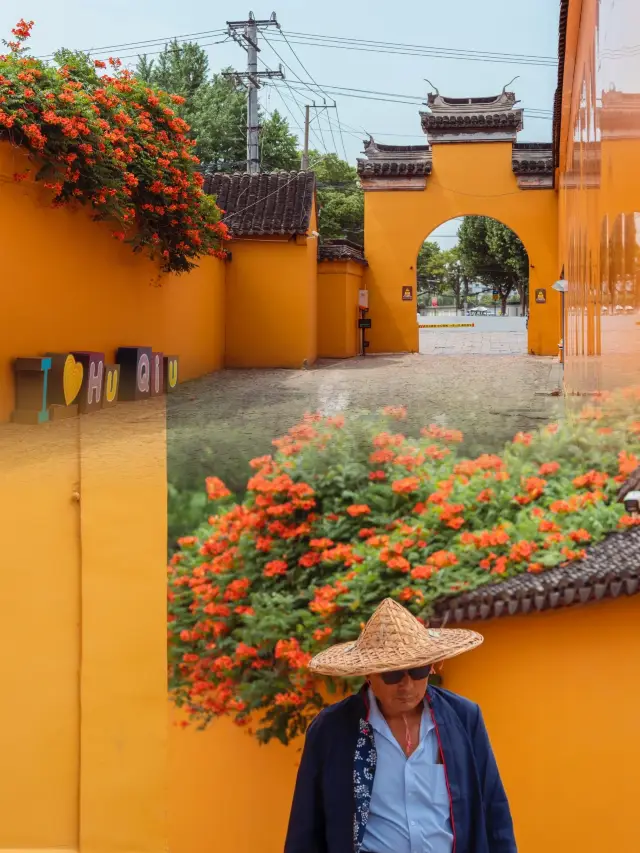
[358,89,560,356]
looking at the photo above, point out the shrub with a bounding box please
[0,20,230,273]
[168,389,640,744]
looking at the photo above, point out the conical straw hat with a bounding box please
[308,598,483,677]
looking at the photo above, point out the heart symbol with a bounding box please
[63,354,83,405]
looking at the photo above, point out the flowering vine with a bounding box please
[0,20,230,273]
[167,387,640,745]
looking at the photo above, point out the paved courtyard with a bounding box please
[168,343,563,502]
[419,315,527,355]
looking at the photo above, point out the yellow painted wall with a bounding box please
[224,205,319,369]
[0,140,224,853]
[168,593,640,853]
[0,143,226,423]
[317,260,365,358]
[0,401,169,853]
[558,0,640,393]
[443,595,640,853]
[363,142,560,356]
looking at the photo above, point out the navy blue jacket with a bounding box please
[284,685,516,853]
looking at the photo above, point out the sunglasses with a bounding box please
[379,665,432,685]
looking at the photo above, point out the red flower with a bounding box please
[392,476,421,494]
[206,477,232,501]
[347,504,371,517]
[263,560,288,578]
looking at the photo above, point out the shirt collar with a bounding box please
[367,686,433,738]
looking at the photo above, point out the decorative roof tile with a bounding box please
[357,159,432,177]
[421,110,523,132]
[552,0,570,168]
[432,528,640,625]
[356,137,432,189]
[203,170,316,237]
[421,90,523,143]
[318,239,368,265]
[512,143,554,173]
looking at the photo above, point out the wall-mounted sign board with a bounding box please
[358,318,372,329]
[402,286,413,302]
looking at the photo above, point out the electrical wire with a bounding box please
[278,28,348,160]
[260,32,335,155]
[34,28,228,61]
[265,32,558,67]
[285,30,558,63]
[272,81,554,120]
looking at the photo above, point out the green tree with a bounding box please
[456,216,529,315]
[306,151,363,243]
[136,42,298,172]
[416,241,448,308]
[259,109,300,171]
[416,242,465,310]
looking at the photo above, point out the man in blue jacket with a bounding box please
[284,598,517,853]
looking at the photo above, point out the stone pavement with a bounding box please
[168,351,563,496]
[419,328,526,355]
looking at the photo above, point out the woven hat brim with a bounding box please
[308,628,483,677]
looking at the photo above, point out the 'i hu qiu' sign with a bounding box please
[11,347,179,425]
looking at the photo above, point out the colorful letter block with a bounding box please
[163,355,179,392]
[102,364,120,408]
[150,351,164,397]
[72,352,106,414]
[117,347,153,401]
[11,357,52,424]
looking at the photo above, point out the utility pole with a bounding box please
[302,105,310,170]
[301,101,337,170]
[226,13,282,174]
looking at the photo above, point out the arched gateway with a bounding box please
[358,89,560,356]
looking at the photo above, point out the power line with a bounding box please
[286,30,557,63]
[260,60,327,153]
[260,31,337,156]
[34,28,228,60]
[278,28,348,161]
[265,31,558,67]
[273,81,554,119]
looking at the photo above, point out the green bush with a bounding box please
[168,390,640,744]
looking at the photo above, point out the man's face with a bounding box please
[368,670,429,715]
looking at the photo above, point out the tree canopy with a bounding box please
[136,41,299,172]
[417,217,529,313]
[308,150,364,243]
[457,216,529,313]
[136,42,361,243]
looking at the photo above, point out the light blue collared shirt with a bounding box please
[362,688,453,853]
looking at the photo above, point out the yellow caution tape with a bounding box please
[419,323,475,329]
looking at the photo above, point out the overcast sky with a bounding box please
[1,0,560,244]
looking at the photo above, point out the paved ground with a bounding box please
[168,346,563,502]
[418,315,527,355]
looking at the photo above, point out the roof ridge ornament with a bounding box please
[502,76,519,95]
[425,78,440,97]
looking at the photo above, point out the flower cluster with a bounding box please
[0,20,230,273]
[168,387,640,744]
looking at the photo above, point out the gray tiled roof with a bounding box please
[203,170,316,237]
[512,143,554,175]
[357,159,432,178]
[420,111,524,131]
[432,528,640,624]
[318,240,368,265]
